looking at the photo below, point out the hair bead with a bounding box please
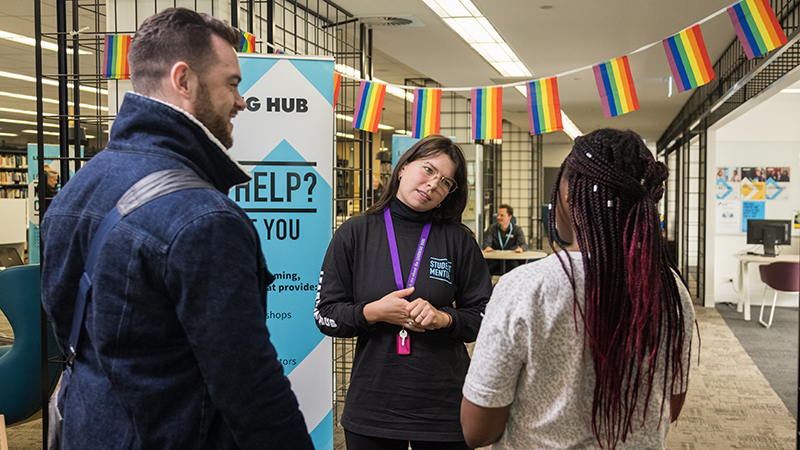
[607,200,613,207]
[593,184,598,192]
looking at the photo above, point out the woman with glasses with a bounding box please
[314,135,492,450]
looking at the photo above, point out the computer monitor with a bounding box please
[746,219,792,257]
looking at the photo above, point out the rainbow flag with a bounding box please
[333,72,341,108]
[352,80,386,133]
[239,30,256,53]
[412,88,441,138]
[102,35,131,79]
[663,25,715,93]
[471,87,502,140]
[728,0,788,59]
[526,77,563,135]
[592,56,639,118]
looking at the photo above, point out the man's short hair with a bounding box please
[499,204,513,216]
[129,8,239,94]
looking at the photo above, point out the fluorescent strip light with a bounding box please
[434,0,471,17]
[0,118,59,128]
[0,30,92,55]
[334,64,414,102]
[781,88,800,93]
[0,71,109,96]
[22,129,60,136]
[0,107,41,116]
[336,114,395,131]
[423,0,532,78]
[336,132,355,139]
[0,132,18,137]
[0,91,108,111]
[560,111,582,140]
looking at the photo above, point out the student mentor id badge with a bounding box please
[384,207,431,355]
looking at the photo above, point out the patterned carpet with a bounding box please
[2,306,795,449]
[664,306,795,449]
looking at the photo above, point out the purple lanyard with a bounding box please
[384,207,432,291]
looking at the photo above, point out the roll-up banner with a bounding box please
[230,54,334,450]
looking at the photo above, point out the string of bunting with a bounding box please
[99,0,788,137]
[338,0,788,136]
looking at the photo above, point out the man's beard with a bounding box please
[194,80,233,148]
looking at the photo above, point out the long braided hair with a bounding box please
[548,129,689,448]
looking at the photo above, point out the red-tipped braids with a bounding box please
[547,129,689,449]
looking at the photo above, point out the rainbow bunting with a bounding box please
[592,56,640,118]
[352,80,387,133]
[333,72,341,108]
[239,30,256,53]
[471,87,502,140]
[728,0,788,59]
[102,35,131,80]
[526,77,563,135]
[663,25,715,93]
[412,88,441,139]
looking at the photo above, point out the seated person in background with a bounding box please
[483,204,527,274]
[43,169,60,211]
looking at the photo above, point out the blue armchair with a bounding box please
[0,265,62,425]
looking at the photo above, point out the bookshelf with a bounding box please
[0,149,28,199]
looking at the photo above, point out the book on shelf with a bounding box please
[0,187,27,198]
[0,154,27,169]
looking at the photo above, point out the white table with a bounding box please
[733,252,798,321]
[483,250,547,274]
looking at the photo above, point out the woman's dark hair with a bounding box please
[548,128,689,449]
[129,8,239,95]
[366,135,468,224]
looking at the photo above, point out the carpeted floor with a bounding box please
[664,305,795,449]
[716,302,798,420]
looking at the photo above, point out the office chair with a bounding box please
[757,261,800,328]
[0,264,63,425]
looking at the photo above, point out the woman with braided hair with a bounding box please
[461,128,695,449]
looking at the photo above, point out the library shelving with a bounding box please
[0,148,28,199]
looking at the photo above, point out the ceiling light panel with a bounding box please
[0,70,108,96]
[0,118,58,128]
[0,30,92,55]
[424,0,531,78]
[0,91,107,112]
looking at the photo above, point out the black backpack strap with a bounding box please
[66,169,214,369]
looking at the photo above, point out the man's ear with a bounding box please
[168,61,194,99]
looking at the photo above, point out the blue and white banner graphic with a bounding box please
[230,54,334,450]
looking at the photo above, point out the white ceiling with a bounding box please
[334,0,739,146]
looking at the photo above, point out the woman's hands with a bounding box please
[362,287,452,331]
[406,298,452,331]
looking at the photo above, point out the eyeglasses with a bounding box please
[418,160,458,194]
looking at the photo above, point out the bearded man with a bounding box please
[41,8,313,449]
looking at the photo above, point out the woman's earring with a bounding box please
[436,203,441,208]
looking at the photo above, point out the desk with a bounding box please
[734,253,798,321]
[483,250,547,275]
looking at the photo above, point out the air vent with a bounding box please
[356,14,424,28]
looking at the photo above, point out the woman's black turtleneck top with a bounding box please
[314,196,492,441]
